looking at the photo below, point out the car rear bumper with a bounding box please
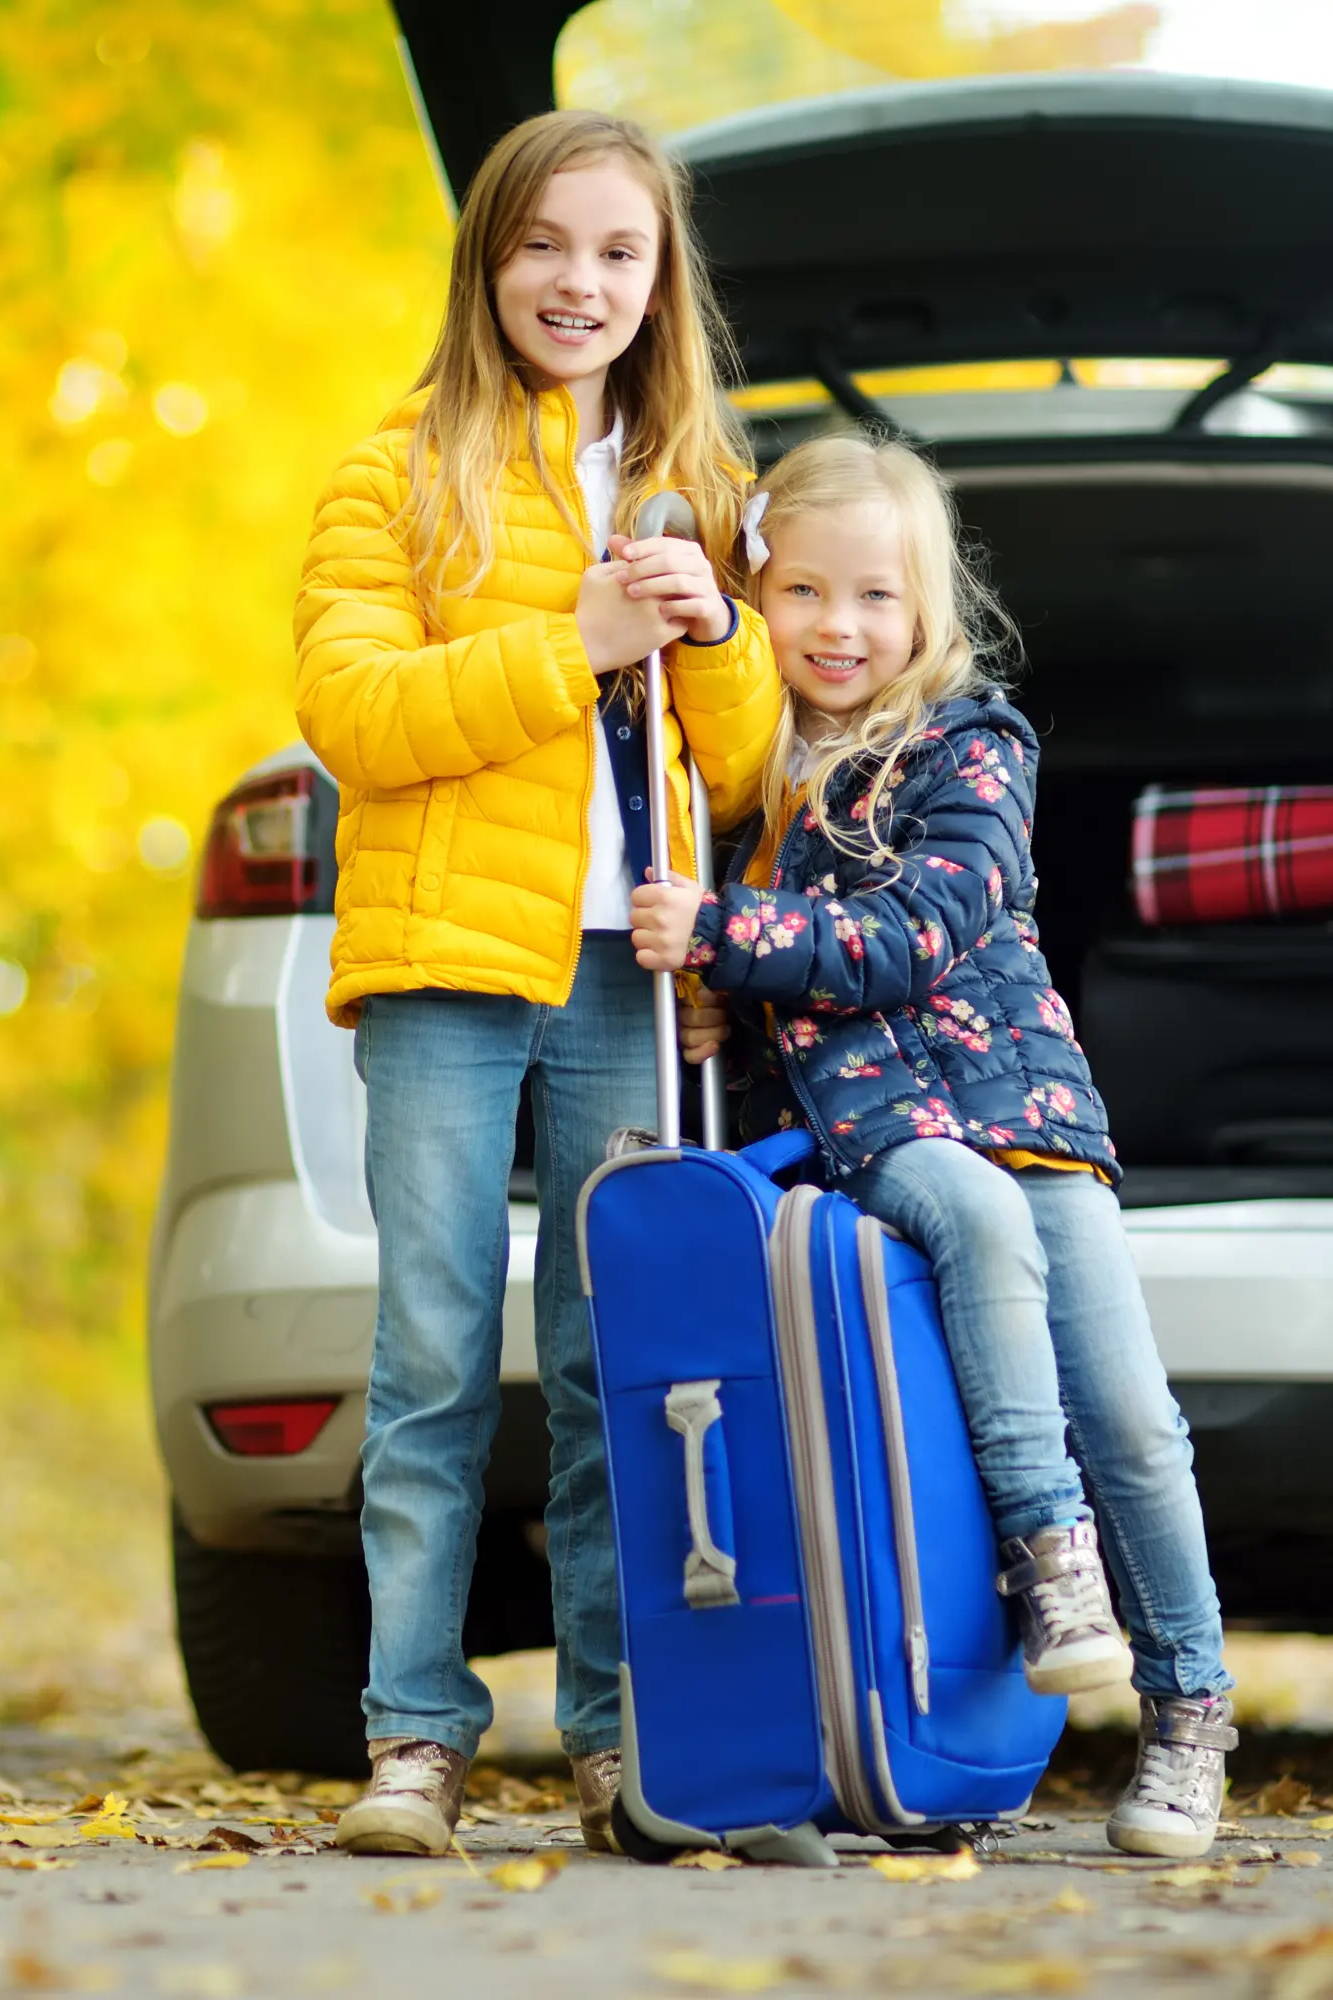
[152,1178,541,1550]
[1126,1197,1333,1382]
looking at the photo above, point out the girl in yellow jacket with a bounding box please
[294,109,779,1858]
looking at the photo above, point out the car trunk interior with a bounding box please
[952,455,1333,1202]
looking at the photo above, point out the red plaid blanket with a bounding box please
[1131,785,1333,926]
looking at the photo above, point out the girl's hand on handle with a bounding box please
[630,870,707,972]
[609,534,732,645]
[576,561,685,676]
[679,995,730,1065]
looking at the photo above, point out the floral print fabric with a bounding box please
[691,691,1119,1183]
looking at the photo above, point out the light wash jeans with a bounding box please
[843,1139,1231,1701]
[352,937,657,1759]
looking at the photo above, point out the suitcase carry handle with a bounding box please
[637,490,727,1153]
[664,1379,740,1608]
[740,1128,818,1178]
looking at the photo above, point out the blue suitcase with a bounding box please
[578,1124,1066,1865]
[575,500,1065,1864]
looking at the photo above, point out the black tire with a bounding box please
[611,1792,681,1864]
[172,1504,553,1776]
[172,1507,371,1777]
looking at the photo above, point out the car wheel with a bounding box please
[171,1506,371,1777]
[172,1504,554,1776]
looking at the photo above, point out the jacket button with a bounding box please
[420,873,440,890]
[628,795,643,811]
[617,725,631,741]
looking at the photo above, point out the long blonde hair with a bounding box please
[406,109,751,604]
[751,434,1018,861]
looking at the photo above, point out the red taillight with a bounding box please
[206,1398,339,1456]
[196,768,321,918]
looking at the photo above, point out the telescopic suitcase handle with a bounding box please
[635,491,727,1153]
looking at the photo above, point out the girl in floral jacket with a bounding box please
[630,434,1235,1860]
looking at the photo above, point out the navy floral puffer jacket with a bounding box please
[684,689,1119,1185]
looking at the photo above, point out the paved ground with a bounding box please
[7,1366,1333,1997]
[5,1705,1333,2000]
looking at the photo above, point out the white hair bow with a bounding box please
[741,490,771,573]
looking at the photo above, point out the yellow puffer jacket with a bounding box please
[295,386,780,1026]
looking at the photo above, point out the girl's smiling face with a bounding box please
[759,502,918,734]
[494,157,660,417]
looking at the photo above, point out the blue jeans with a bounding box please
[843,1140,1231,1701]
[352,937,657,1758]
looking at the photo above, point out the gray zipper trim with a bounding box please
[770,1186,883,1831]
[856,1215,932,1717]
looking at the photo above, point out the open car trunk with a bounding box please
[947,453,1333,1206]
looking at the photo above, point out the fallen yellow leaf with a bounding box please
[1308,1817,1333,1833]
[1285,1850,1324,1867]
[487,1852,570,1893]
[364,1877,445,1913]
[0,1851,76,1870]
[153,1966,244,1997]
[869,1848,981,1883]
[1251,1923,1333,1960]
[1148,1864,1237,1889]
[302,1780,361,1807]
[173,1852,252,1873]
[649,1951,790,1993]
[1046,1887,1093,1914]
[79,1792,137,1841]
[0,1810,70,1825]
[960,1958,1086,1995]
[669,1848,744,1871]
[1243,1776,1313,1817]
[0,1826,81,1849]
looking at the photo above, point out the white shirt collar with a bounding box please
[789,724,859,785]
[577,406,624,468]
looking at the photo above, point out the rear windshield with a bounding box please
[557,1,1333,139]
[733,360,1333,449]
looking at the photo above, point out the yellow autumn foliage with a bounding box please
[0,0,452,1351]
[2,0,1158,1372]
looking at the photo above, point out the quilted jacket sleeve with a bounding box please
[685,727,1030,1011]
[667,601,781,833]
[294,434,601,791]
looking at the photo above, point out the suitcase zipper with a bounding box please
[855,1216,931,1717]
[770,1185,882,1830]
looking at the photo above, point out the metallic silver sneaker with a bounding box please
[1107,1695,1238,1858]
[996,1521,1132,1695]
[334,1738,469,1856]
[571,1747,623,1855]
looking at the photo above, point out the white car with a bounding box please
[151,25,1333,1775]
[149,739,554,1774]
